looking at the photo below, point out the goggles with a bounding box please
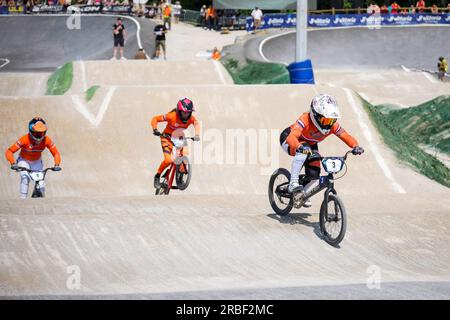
[317,116,337,127]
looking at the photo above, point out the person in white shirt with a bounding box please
[172,1,182,23]
[251,6,263,33]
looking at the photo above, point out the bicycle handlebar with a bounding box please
[160,133,196,142]
[13,167,60,173]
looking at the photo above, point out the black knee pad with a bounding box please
[279,127,291,146]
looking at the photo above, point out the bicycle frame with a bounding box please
[158,133,195,194]
[164,162,178,192]
[276,150,352,205]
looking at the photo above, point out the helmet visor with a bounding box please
[318,116,337,127]
[31,131,45,140]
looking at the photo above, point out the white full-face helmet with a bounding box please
[309,93,341,135]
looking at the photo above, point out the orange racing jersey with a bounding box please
[286,112,358,150]
[5,134,61,165]
[151,110,200,135]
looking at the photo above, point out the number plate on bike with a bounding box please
[322,157,344,174]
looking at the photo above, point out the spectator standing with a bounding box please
[437,57,448,81]
[139,0,146,17]
[430,4,438,14]
[153,23,167,60]
[367,1,379,14]
[416,0,426,13]
[111,17,127,60]
[163,3,171,30]
[172,1,181,24]
[206,5,216,31]
[380,4,389,14]
[448,3,450,13]
[409,4,416,13]
[390,1,399,14]
[251,6,263,33]
[200,5,207,29]
[133,0,140,16]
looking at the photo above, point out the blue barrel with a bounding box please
[287,59,315,84]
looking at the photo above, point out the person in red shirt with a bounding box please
[416,0,426,13]
[151,98,200,189]
[391,1,400,14]
[280,94,364,206]
[5,117,61,198]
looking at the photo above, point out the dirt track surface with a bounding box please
[0,19,449,298]
[259,26,450,70]
[0,15,156,72]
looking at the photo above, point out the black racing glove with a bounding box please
[297,142,312,155]
[153,129,161,136]
[352,146,364,155]
[10,163,18,171]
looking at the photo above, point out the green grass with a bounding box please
[387,95,450,154]
[223,59,290,85]
[85,85,100,102]
[360,95,450,188]
[46,62,73,95]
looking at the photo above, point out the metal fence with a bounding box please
[180,9,200,25]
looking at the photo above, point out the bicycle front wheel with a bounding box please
[268,168,293,216]
[175,156,191,191]
[319,193,347,246]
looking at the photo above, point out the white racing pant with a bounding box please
[17,157,44,199]
[281,141,307,186]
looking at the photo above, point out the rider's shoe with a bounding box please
[154,173,161,189]
[288,181,303,193]
[303,198,312,208]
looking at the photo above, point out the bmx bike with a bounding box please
[155,133,194,195]
[13,166,61,198]
[268,150,356,246]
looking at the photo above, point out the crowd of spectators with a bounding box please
[367,1,450,14]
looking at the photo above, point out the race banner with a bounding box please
[102,5,132,14]
[0,5,9,14]
[67,5,102,14]
[32,5,64,14]
[246,13,450,31]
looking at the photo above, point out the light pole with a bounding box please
[288,0,315,84]
[295,0,308,62]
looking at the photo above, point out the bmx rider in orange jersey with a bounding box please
[5,117,61,198]
[280,93,364,207]
[151,97,200,189]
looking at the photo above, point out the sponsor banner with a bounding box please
[246,13,450,31]
[102,5,132,14]
[32,5,64,13]
[67,5,102,14]
[0,5,9,14]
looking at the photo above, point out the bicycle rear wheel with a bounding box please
[175,156,191,191]
[319,193,347,246]
[268,168,293,216]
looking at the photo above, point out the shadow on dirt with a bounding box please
[267,212,323,241]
